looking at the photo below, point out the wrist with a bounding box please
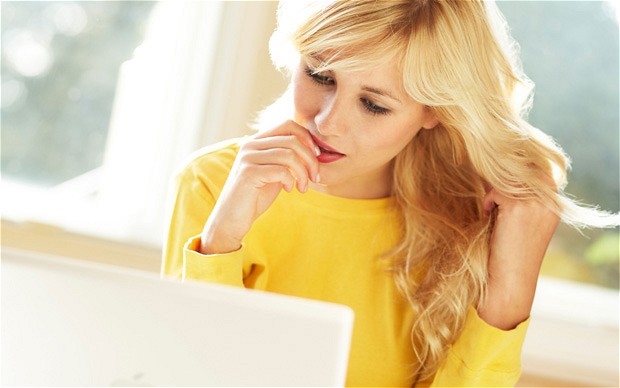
[477,278,536,330]
[199,232,242,255]
[200,207,248,255]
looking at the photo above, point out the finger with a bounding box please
[255,120,321,159]
[484,188,520,214]
[248,135,320,183]
[243,163,296,193]
[245,148,312,192]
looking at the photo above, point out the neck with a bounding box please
[308,164,394,200]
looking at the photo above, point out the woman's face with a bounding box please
[292,56,437,199]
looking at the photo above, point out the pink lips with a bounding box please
[310,134,346,164]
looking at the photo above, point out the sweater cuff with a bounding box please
[450,306,529,373]
[182,235,245,288]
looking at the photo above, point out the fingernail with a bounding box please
[315,173,320,183]
[314,146,321,156]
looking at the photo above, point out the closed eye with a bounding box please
[304,67,334,86]
[305,66,390,116]
[361,98,390,116]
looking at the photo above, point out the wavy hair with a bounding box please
[263,0,619,380]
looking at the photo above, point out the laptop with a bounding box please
[1,248,354,386]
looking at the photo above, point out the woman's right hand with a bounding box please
[199,120,321,254]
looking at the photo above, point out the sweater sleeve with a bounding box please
[161,140,264,289]
[182,235,245,287]
[418,306,529,387]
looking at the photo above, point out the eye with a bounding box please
[304,67,334,86]
[361,98,390,116]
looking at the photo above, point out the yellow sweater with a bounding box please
[162,139,529,387]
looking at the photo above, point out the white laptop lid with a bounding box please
[1,248,354,387]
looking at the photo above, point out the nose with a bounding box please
[314,92,347,137]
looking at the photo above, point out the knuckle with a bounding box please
[239,140,256,152]
[283,148,299,164]
[237,150,254,164]
[279,167,294,181]
[285,134,298,144]
[283,119,298,129]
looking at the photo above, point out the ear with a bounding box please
[422,108,439,130]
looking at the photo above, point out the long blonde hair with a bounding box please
[264,0,619,380]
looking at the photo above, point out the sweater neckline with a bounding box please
[283,187,396,214]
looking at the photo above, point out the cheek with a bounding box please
[293,77,321,122]
[362,124,419,158]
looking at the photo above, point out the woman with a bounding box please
[162,0,618,385]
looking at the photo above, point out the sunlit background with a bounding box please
[498,1,619,289]
[1,2,618,386]
[1,1,618,290]
[2,2,155,185]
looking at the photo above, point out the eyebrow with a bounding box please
[361,86,402,104]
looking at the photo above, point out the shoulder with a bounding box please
[173,137,243,199]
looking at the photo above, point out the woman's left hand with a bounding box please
[477,187,560,330]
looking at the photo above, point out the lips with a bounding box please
[310,134,346,163]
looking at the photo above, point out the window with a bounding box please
[2,2,156,187]
[1,1,283,247]
[497,0,619,290]
[1,1,159,245]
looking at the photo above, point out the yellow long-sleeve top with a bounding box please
[162,139,529,387]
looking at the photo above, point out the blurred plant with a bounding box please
[585,232,620,288]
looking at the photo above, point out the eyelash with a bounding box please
[304,67,333,85]
[361,98,390,116]
[304,67,391,116]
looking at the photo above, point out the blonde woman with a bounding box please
[162,0,618,385]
